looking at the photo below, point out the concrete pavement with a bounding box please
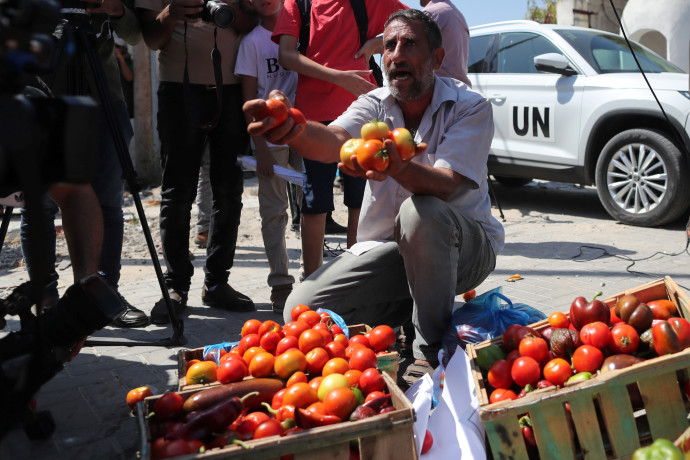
[0,177,688,459]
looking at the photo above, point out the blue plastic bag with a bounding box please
[441,287,546,358]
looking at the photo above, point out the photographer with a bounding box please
[19,0,149,327]
[135,0,259,324]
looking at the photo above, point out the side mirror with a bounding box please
[534,53,577,76]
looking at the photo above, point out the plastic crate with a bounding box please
[466,276,690,459]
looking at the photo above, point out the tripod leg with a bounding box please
[0,206,12,250]
[75,25,185,344]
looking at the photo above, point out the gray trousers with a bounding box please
[284,195,496,361]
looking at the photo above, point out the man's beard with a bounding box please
[386,58,435,103]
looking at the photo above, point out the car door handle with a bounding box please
[488,95,506,103]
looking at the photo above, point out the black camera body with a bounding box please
[187,0,235,29]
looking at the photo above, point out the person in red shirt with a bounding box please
[272,0,407,279]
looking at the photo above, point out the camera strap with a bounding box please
[183,23,223,131]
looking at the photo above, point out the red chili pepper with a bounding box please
[295,408,341,429]
[519,415,537,447]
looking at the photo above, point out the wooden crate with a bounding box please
[178,324,399,391]
[137,372,417,460]
[466,276,690,459]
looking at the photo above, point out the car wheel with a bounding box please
[595,128,690,226]
[493,176,533,187]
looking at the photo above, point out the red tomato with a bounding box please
[669,317,690,348]
[305,347,330,374]
[609,323,640,354]
[487,359,513,389]
[238,333,261,355]
[506,349,521,365]
[286,371,308,387]
[543,358,573,386]
[610,306,624,325]
[291,304,311,322]
[260,331,281,354]
[344,369,362,388]
[518,337,549,363]
[323,387,357,419]
[324,341,347,359]
[368,325,396,352]
[275,335,299,355]
[349,347,378,372]
[421,429,434,454]
[349,334,371,349]
[253,419,284,439]
[274,349,308,379]
[502,324,523,351]
[356,139,389,172]
[271,388,287,410]
[153,392,184,420]
[258,320,282,337]
[312,323,333,344]
[360,120,390,140]
[579,321,611,349]
[340,138,363,169]
[299,329,326,353]
[237,411,271,437]
[364,391,386,403]
[298,310,321,328]
[359,368,386,394]
[287,107,306,126]
[462,289,477,302]
[511,356,540,387]
[309,376,324,393]
[282,382,319,408]
[333,333,349,347]
[126,386,153,410]
[514,326,542,343]
[241,319,262,337]
[217,356,247,384]
[388,127,416,161]
[283,320,310,338]
[185,358,200,372]
[571,345,604,374]
[256,98,288,126]
[489,388,518,404]
[548,312,570,329]
[322,357,350,376]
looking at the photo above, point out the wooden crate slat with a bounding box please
[597,383,639,458]
[637,372,689,441]
[294,442,350,460]
[359,425,417,460]
[529,402,577,460]
[484,416,530,460]
[568,391,607,459]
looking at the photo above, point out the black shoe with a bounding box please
[202,283,254,312]
[151,289,188,325]
[325,215,346,234]
[270,284,293,314]
[111,293,149,328]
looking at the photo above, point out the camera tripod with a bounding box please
[38,11,186,347]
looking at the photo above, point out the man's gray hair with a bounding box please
[384,9,442,51]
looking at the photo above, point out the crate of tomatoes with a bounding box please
[466,276,690,459]
[177,307,399,391]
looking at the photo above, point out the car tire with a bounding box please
[595,128,690,227]
[493,176,533,187]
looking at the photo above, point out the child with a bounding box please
[235,0,300,314]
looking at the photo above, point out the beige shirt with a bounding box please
[136,0,241,84]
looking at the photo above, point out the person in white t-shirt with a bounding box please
[235,0,300,314]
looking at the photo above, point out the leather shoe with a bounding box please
[112,293,149,328]
[194,231,209,248]
[151,289,187,325]
[202,283,254,312]
[325,215,346,234]
[270,284,293,314]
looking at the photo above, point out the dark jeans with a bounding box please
[20,100,131,299]
[156,82,248,292]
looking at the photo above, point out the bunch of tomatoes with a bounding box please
[340,120,416,173]
[481,294,687,406]
[130,305,400,459]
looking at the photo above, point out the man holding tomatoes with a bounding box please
[244,9,504,382]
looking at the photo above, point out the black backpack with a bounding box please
[296,0,384,87]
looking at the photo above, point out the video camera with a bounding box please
[187,0,235,29]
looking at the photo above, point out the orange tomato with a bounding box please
[299,329,325,353]
[286,371,308,387]
[291,304,311,322]
[462,289,477,302]
[126,386,153,410]
[249,352,275,378]
[322,357,350,376]
[282,382,319,408]
[274,349,308,379]
[647,299,677,320]
[323,387,357,419]
[344,369,362,388]
[243,346,265,366]
[185,360,218,385]
[298,310,321,328]
[356,139,389,172]
[548,312,570,329]
[305,347,330,375]
[258,320,282,337]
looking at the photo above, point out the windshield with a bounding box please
[555,29,683,74]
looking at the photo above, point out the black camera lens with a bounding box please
[204,0,234,28]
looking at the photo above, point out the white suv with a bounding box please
[468,20,690,226]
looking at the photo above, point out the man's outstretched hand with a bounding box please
[243,90,306,146]
[339,138,427,181]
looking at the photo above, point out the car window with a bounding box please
[469,34,496,73]
[555,29,683,74]
[497,32,562,74]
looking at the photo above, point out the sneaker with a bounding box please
[325,215,346,234]
[151,289,188,325]
[112,293,149,328]
[270,284,293,314]
[194,231,209,249]
[202,283,254,312]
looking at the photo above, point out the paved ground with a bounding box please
[0,177,689,459]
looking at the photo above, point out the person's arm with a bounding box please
[83,0,142,45]
[240,75,275,178]
[277,35,376,97]
[115,48,134,81]
[136,0,203,51]
[354,36,383,63]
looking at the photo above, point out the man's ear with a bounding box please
[433,47,445,71]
